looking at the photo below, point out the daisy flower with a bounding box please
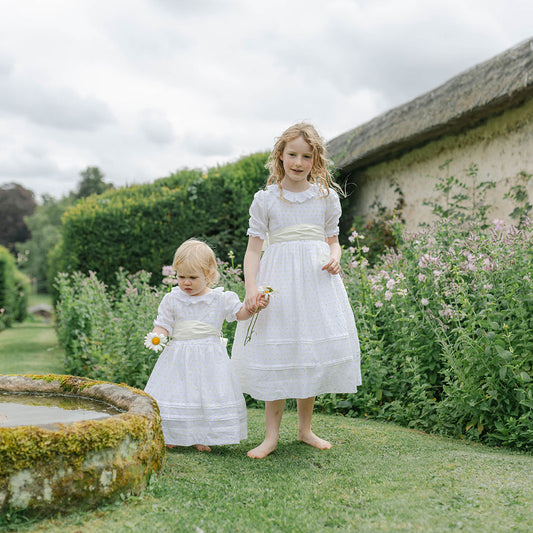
[144,332,168,352]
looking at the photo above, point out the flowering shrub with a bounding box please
[318,170,533,450]
[55,269,161,386]
[54,169,533,450]
[55,258,246,390]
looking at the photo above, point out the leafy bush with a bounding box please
[54,165,533,450]
[16,194,75,293]
[316,167,533,450]
[0,245,30,330]
[0,246,15,330]
[52,153,270,289]
[12,269,31,322]
[55,257,247,390]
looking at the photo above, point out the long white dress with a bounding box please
[231,184,361,401]
[145,287,247,446]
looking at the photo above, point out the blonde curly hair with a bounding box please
[265,122,344,197]
[172,239,220,287]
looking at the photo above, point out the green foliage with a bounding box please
[12,269,31,322]
[74,166,114,199]
[53,153,269,289]
[0,246,16,330]
[15,195,75,293]
[504,170,532,227]
[0,183,36,252]
[54,258,246,391]
[0,246,30,330]
[349,180,405,266]
[53,163,533,450]
[316,166,533,450]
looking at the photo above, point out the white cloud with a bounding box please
[140,110,175,145]
[0,0,531,198]
[0,77,115,131]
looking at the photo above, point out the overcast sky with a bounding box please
[1,0,532,199]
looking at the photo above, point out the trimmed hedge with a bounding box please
[52,153,270,288]
[0,246,30,329]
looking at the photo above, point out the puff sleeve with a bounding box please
[246,190,269,239]
[223,290,244,323]
[324,189,342,237]
[153,293,176,333]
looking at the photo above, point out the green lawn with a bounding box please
[2,301,532,532]
[0,311,65,376]
[0,294,64,375]
[5,410,533,533]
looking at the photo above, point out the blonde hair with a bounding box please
[265,122,344,197]
[172,239,220,287]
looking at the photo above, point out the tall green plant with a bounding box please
[317,165,533,450]
[55,256,248,390]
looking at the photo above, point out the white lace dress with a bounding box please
[145,287,247,446]
[231,184,362,401]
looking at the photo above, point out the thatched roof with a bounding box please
[328,38,533,173]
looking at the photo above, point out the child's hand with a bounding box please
[321,257,341,275]
[256,293,269,311]
[244,288,260,313]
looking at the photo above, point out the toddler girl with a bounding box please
[231,123,361,458]
[145,239,267,451]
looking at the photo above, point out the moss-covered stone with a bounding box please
[0,374,165,514]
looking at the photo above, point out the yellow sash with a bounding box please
[171,320,221,341]
[265,223,325,249]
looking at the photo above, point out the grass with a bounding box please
[1,296,532,532]
[0,321,65,375]
[0,295,64,375]
[4,410,533,533]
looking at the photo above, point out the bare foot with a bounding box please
[194,444,212,452]
[247,438,278,459]
[297,430,332,450]
[166,444,177,449]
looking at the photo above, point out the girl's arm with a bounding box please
[236,294,268,321]
[243,236,264,313]
[152,325,169,337]
[322,236,342,275]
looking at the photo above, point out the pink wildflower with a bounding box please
[492,218,505,232]
[162,265,176,277]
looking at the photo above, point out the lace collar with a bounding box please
[172,286,223,305]
[266,183,325,203]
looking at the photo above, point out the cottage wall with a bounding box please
[348,97,533,230]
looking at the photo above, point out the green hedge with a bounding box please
[51,153,270,288]
[0,246,30,329]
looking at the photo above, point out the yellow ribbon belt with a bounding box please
[171,320,221,341]
[265,223,325,249]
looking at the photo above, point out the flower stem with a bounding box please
[244,305,261,345]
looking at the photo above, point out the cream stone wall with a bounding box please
[350,98,533,230]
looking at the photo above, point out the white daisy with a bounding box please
[144,332,167,352]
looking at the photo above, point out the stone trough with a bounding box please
[0,374,165,514]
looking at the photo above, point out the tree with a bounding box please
[74,167,113,199]
[0,183,37,252]
[16,194,75,292]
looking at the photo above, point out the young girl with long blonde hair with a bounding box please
[231,123,361,458]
